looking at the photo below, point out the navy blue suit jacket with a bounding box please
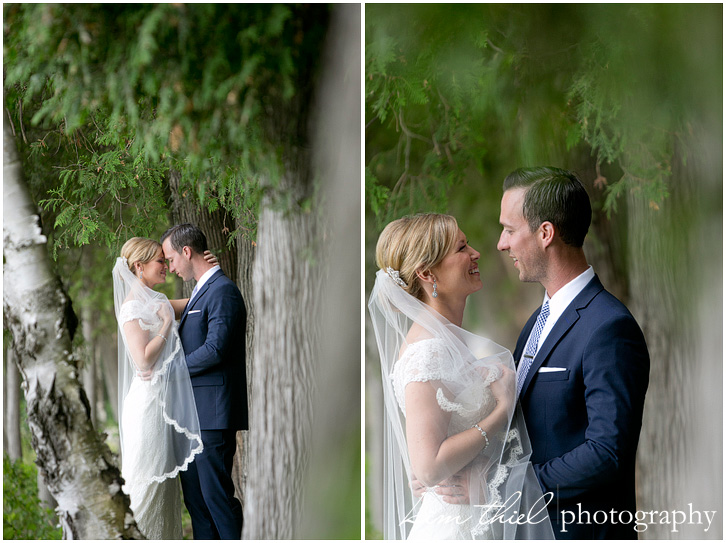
[515,275,649,539]
[178,269,248,431]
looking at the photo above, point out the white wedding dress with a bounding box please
[391,338,503,540]
[369,268,553,540]
[119,299,184,539]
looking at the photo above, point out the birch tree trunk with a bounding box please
[4,345,23,461]
[3,121,143,539]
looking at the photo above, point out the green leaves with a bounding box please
[3,456,62,540]
[5,3,332,234]
[366,4,717,226]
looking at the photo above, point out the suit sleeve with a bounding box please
[184,284,243,377]
[532,314,649,499]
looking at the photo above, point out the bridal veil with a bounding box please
[112,257,202,495]
[369,269,553,539]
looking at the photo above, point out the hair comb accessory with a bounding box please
[385,267,407,288]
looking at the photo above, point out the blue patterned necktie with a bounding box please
[189,283,200,304]
[516,301,550,397]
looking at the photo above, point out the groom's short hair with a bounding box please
[503,166,591,248]
[161,223,208,255]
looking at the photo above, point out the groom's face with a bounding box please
[162,238,194,282]
[497,188,547,283]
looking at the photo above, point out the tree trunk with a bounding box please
[38,470,58,510]
[243,185,319,539]
[299,4,361,538]
[4,344,23,461]
[231,234,256,511]
[3,122,143,539]
[631,132,722,539]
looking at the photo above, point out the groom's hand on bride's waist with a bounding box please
[410,472,470,504]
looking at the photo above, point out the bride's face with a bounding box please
[139,249,168,287]
[429,229,482,300]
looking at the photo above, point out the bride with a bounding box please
[368,214,553,540]
[112,237,211,538]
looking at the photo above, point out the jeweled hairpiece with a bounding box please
[385,267,407,288]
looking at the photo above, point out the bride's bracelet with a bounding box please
[157,333,167,343]
[472,423,490,450]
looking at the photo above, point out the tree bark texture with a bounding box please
[243,188,319,539]
[4,345,23,461]
[231,233,256,511]
[3,122,143,540]
[631,133,722,539]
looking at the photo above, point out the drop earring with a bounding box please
[432,278,438,298]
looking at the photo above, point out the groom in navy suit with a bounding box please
[161,223,247,540]
[497,167,650,539]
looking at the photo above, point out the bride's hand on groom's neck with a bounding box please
[203,250,218,267]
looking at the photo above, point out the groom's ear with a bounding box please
[182,246,193,260]
[539,221,556,248]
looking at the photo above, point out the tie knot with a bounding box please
[540,301,550,319]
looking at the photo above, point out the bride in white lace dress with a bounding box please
[113,238,206,539]
[369,214,553,540]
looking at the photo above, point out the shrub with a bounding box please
[3,455,62,539]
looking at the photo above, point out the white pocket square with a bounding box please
[188,310,201,315]
[538,367,566,373]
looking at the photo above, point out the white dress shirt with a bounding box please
[189,265,221,304]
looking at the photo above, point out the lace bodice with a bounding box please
[119,299,165,334]
[390,338,499,434]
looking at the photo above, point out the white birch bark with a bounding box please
[3,121,143,539]
[4,345,23,461]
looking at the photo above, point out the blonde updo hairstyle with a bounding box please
[120,237,162,276]
[375,213,459,300]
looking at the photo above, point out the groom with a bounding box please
[434,167,649,538]
[496,167,650,538]
[161,223,247,540]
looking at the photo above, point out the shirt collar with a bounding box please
[543,266,595,321]
[194,265,221,294]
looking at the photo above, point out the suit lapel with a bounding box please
[519,275,605,398]
[180,269,223,327]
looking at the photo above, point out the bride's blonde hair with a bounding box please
[120,237,162,274]
[375,213,458,300]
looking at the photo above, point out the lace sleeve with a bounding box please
[390,338,456,414]
[119,300,159,331]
